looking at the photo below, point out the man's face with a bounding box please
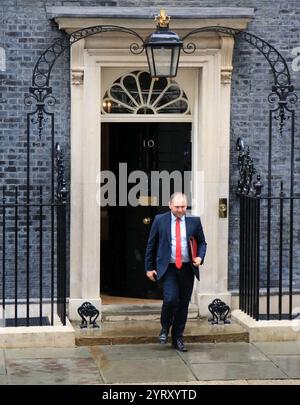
[169,196,187,218]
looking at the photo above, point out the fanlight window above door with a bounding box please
[102,71,190,115]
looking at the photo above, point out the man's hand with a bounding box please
[146,270,157,282]
[193,257,202,266]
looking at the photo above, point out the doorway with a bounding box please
[100,122,192,298]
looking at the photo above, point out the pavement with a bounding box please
[1,341,300,385]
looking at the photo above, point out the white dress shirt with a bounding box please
[170,213,189,263]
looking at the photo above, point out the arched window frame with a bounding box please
[101,70,191,117]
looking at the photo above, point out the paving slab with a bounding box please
[90,343,178,361]
[164,380,300,385]
[253,342,300,356]
[186,380,299,385]
[191,361,287,380]
[269,355,300,378]
[6,358,103,385]
[112,379,300,385]
[5,347,92,360]
[90,344,196,383]
[0,350,5,375]
[247,379,300,385]
[0,376,9,385]
[178,342,269,363]
[186,380,249,385]
[118,380,250,385]
[95,356,196,384]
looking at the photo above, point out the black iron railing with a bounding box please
[0,144,68,327]
[239,194,260,320]
[0,185,67,327]
[237,136,299,321]
[239,191,300,320]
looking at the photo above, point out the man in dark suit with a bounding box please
[145,192,207,352]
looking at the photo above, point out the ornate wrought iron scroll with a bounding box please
[25,25,145,198]
[236,138,263,197]
[182,26,291,87]
[32,25,145,90]
[182,26,297,137]
[55,143,67,203]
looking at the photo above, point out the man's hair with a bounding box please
[169,192,187,204]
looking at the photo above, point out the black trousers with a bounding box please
[160,263,195,340]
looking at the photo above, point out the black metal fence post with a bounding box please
[56,202,67,325]
[254,196,260,320]
[55,144,67,326]
[239,195,245,312]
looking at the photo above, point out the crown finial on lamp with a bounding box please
[155,9,170,28]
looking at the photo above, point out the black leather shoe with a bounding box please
[158,329,168,344]
[172,338,188,352]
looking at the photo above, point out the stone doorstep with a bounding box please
[101,303,199,321]
[74,318,249,346]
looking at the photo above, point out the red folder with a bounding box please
[189,237,198,262]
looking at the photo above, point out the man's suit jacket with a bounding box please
[145,212,207,281]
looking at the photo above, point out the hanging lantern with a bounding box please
[144,10,183,78]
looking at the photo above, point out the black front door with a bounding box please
[100,122,191,298]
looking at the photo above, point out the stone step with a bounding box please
[101,303,199,322]
[74,318,249,346]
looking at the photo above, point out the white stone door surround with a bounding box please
[54,13,253,320]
